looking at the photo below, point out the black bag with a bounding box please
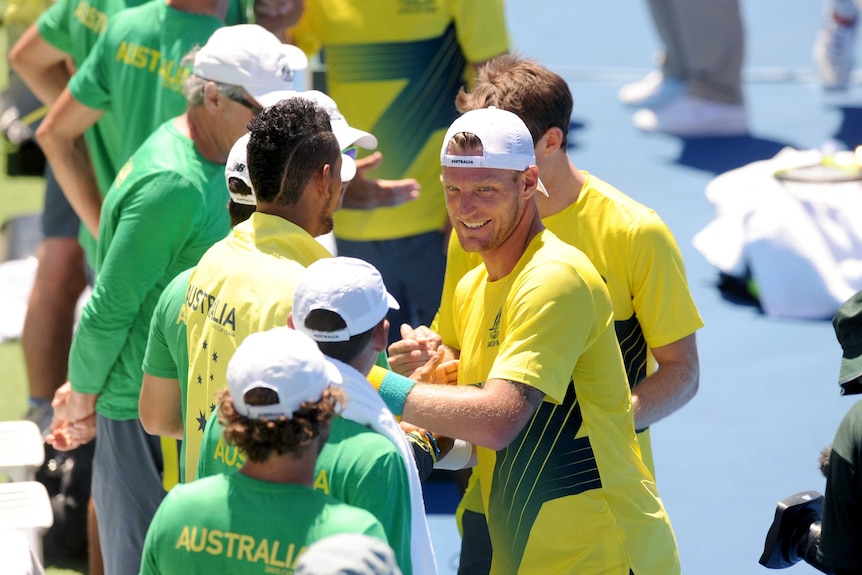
[36,440,95,563]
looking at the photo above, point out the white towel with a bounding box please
[694,147,862,319]
[329,358,438,575]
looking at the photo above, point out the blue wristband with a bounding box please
[424,432,441,462]
[376,371,416,416]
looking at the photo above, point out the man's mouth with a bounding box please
[461,219,490,229]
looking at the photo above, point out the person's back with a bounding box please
[80,118,231,417]
[68,0,236,166]
[50,27,301,575]
[140,473,387,575]
[197,413,413,570]
[184,97,344,477]
[35,0,250,261]
[35,0,150,195]
[141,327,389,575]
[185,213,332,471]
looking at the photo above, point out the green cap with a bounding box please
[833,291,862,393]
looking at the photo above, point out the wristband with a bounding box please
[367,366,416,416]
[434,439,472,470]
[424,432,441,462]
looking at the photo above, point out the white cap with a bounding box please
[440,106,547,196]
[225,133,255,205]
[193,24,309,108]
[339,151,357,183]
[226,327,343,419]
[293,257,400,342]
[299,90,378,151]
[295,534,402,575]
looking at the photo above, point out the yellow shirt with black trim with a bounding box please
[183,213,332,479]
[435,171,704,474]
[291,0,508,240]
[452,230,680,575]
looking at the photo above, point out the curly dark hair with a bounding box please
[217,386,344,463]
[246,98,340,206]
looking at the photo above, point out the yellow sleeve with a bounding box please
[289,6,322,55]
[629,213,704,348]
[448,0,509,63]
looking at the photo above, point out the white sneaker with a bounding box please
[814,15,856,90]
[633,94,749,137]
[618,71,686,108]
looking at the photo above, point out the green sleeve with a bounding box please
[36,0,74,54]
[360,517,390,544]
[346,451,413,574]
[197,411,244,479]
[629,211,704,349]
[67,24,112,111]
[143,269,192,379]
[224,0,250,25]
[374,351,390,369]
[69,172,202,395]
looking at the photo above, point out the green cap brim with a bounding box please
[839,355,862,385]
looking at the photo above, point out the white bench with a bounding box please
[0,420,45,482]
[0,421,53,566]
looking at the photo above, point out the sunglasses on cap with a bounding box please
[342,146,358,159]
[227,93,263,115]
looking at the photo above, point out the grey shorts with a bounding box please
[92,415,166,575]
[41,164,81,239]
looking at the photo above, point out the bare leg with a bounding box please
[88,498,103,575]
[21,237,86,401]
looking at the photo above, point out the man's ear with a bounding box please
[287,313,295,329]
[536,127,564,157]
[373,319,389,354]
[522,165,540,198]
[316,162,333,198]
[201,82,223,114]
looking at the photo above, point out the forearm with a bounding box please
[401,379,541,451]
[253,0,305,42]
[9,25,71,106]
[632,357,699,429]
[14,60,70,107]
[36,112,103,238]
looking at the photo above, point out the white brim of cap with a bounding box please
[536,178,549,197]
[229,188,257,206]
[386,292,400,311]
[256,89,299,109]
[341,154,356,183]
[339,126,378,150]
